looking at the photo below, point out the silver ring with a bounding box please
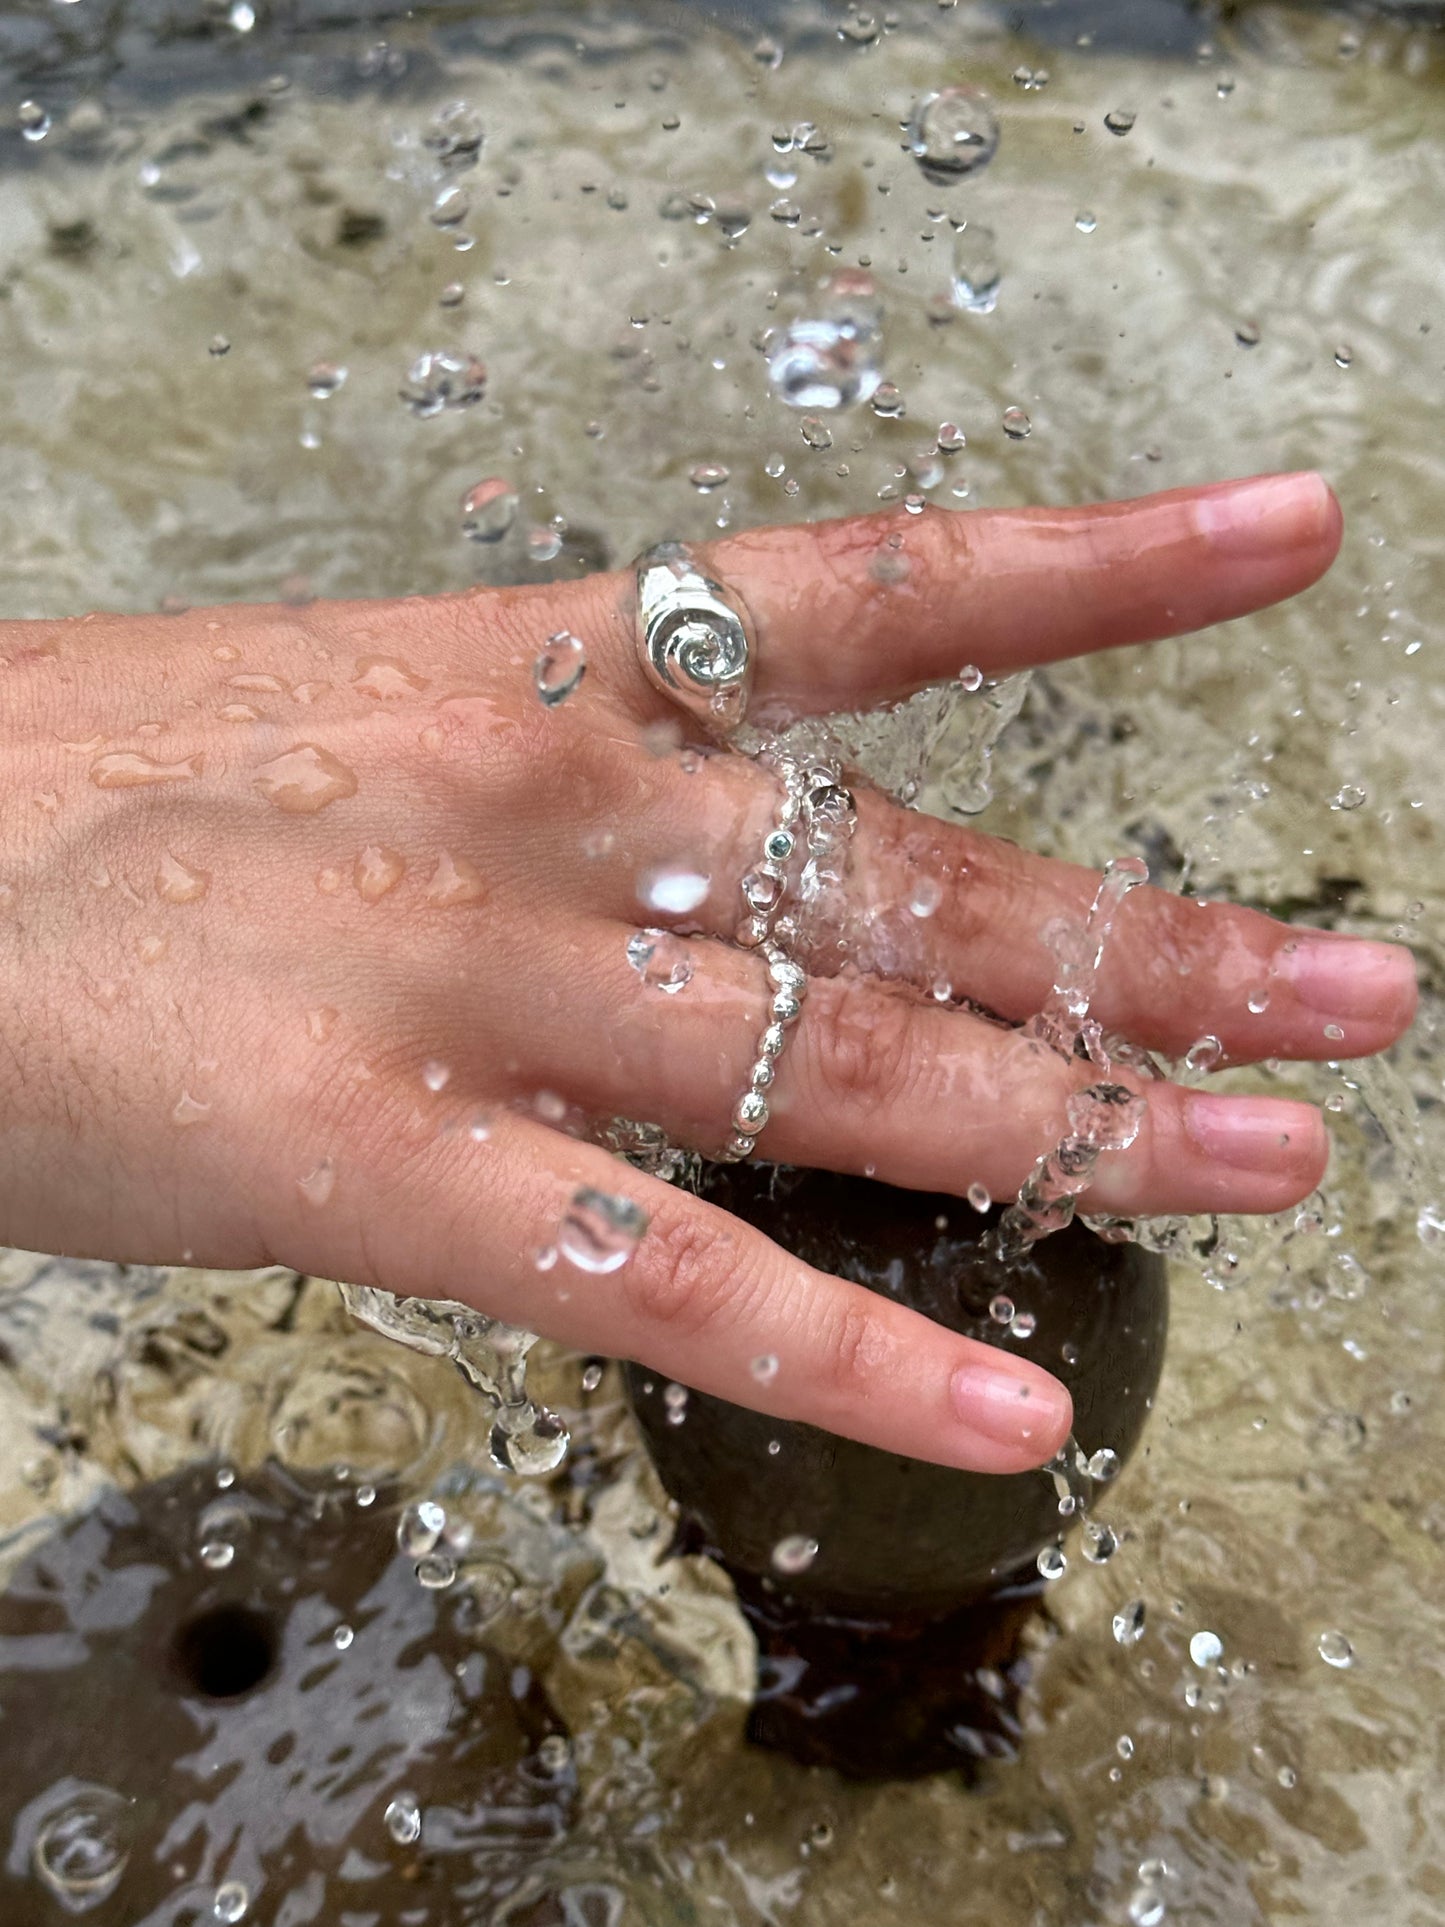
[635,540,755,731]
[715,754,856,1163]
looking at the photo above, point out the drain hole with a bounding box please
[173,1603,277,1700]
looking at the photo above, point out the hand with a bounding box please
[0,473,1415,1474]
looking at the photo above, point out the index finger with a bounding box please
[558,470,1340,718]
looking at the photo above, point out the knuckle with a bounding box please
[804,979,920,1112]
[813,1295,888,1405]
[619,1205,738,1341]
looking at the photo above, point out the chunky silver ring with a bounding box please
[635,540,755,731]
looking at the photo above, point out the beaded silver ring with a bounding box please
[716,754,856,1163]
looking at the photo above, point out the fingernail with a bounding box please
[951,1359,1072,1456]
[1276,934,1417,1021]
[1193,471,1335,554]
[1183,1092,1324,1170]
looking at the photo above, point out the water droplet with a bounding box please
[137,933,169,965]
[384,1793,423,1845]
[872,382,906,419]
[751,1353,779,1383]
[967,1181,991,1213]
[460,478,518,542]
[1331,782,1367,811]
[424,100,484,170]
[908,875,943,918]
[1190,1629,1223,1667]
[430,183,470,227]
[767,269,884,411]
[439,281,466,308]
[1334,342,1354,369]
[90,751,202,788]
[307,360,347,399]
[951,222,1000,313]
[1247,988,1270,1015]
[558,1188,648,1273]
[19,101,51,142]
[297,1159,336,1207]
[690,462,730,491]
[1185,1034,1223,1073]
[332,1623,354,1651]
[228,1,255,31]
[400,349,487,417]
[352,656,428,700]
[1417,1204,1445,1247]
[218,703,261,723]
[397,1500,446,1557]
[156,850,211,902]
[1087,1446,1120,1482]
[490,1403,570,1474]
[1010,1310,1037,1340]
[905,86,999,183]
[422,1060,450,1093]
[1104,107,1137,135]
[1083,1519,1117,1563]
[354,843,405,902]
[639,865,710,915]
[800,416,833,450]
[1036,1544,1067,1580]
[199,1537,234,1569]
[989,1294,1015,1326]
[1235,318,1261,349]
[423,850,486,905]
[209,335,231,357]
[534,631,587,708]
[1127,1888,1165,1927]
[33,1785,131,1908]
[306,1006,338,1043]
[663,1381,689,1426]
[415,1551,457,1589]
[1002,405,1031,439]
[253,744,357,813]
[213,1881,250,1922]
[1324,1023,1345,1043]
[1113,1598,1147,1645]
[626,928,694,993]
[1075,210,1098,234]
[1318,1629,1353,1668]
[772,1533,819,1575]
[173,1090,212,1127]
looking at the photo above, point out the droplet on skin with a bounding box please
[423,850,487,906]
[292,681,330,704]
[638,865,710,915]
[355,844,405,902]
[534,632,587,708]
[306,1006,338,1043]
[228,672,287,694]
[253,744,358,814]
[751,1353,779,1383]
[315,865,346,895]
[908,875,943,918]
[218,703,261,723]
[137,934,169,965]
[351,657,429,700]
[422,1060,450,1092]
[626,929,694,993]
[967,1181,991,1212]
[557,1187,649,1273]
[173,1090,212,1126]
[297,1159,336,1206]
[91,751,203,789]
[84,978,126,1013]
[156,851,211,903]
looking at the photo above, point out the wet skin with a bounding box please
[0,480,1416,1473]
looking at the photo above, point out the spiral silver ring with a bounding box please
[635,540,755,731]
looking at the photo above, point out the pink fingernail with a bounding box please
[1193,471,1336,554]
[1183,1092,1324,1171]
[1276,934,1417,1021]
[951,1360,1072,1456]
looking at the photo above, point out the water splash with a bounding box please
[1024,858,1149,1064]
[338,1287,569,1477]
[997,1082,1148,1260]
